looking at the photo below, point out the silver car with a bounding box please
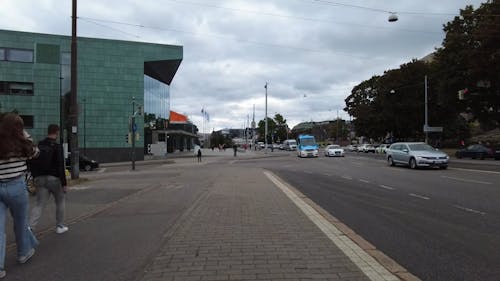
[386,142,449,169]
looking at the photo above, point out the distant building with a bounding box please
[0,29,182,162]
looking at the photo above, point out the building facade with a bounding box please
[0,29,182,162]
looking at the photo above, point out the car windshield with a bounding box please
[301,139,316,146]
[408,144,435,151]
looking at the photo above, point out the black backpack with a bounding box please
[29,142,56,177]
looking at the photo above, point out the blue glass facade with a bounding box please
[144,74,170,119]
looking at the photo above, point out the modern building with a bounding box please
[0,29,182,162]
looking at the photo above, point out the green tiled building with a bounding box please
[0,29,182,162]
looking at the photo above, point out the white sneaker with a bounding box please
[55,225,69,234]
[18,248,35,264]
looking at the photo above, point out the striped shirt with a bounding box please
[0,157,30,181]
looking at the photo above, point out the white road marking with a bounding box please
[409,193,430,200]
[304,171,313,174]
[359,179,370,184]
[449,167,500,175]
[341,176,353,180]
[453,205,486,216]
[264,171,399,281]
[379,185,395,190]
[323,173,332,177]
[97,168,106,173]
[441,175,492,185]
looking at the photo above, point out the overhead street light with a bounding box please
[388,12,398,22]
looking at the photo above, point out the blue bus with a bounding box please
[297,135,319,158]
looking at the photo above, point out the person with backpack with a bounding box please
[29,124,69,234]
[0,112,39,279]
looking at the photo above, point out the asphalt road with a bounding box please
[236,151,500,281]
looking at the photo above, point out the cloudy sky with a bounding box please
[0,0,486,132]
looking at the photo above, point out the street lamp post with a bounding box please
[264,82,268,153]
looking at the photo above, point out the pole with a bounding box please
[59,63,63,145]
[424,75,428,144]
[264,82,268,153]
[70,0,79,179]
[83,97,86,155]
[131,97,136,170]
[336,109,340,144]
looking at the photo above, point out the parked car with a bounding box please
[455,144,500,160]
[324,145,345,157]
[272,143,280,150]
[346,144,357,152]
[386,142,448,169]
[66,155,99,171]
[358,143,375,153]
[375,144,390,154]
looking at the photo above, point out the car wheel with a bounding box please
[456,153,462,159]
[409,158,417,169]
[84,164,92,171]
[479,153,485,160]
[388,156,395,166]
[440,166,448,170]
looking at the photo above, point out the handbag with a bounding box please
[25,173,37,195]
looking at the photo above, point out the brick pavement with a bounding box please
[139,166,396,281]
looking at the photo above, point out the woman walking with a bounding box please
[0,113,39,278]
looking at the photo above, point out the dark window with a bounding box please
[6,48,33,63]
[0,81,34,96]
[158,133,166,142]
[0,48,4,60]
[20,115,34,129]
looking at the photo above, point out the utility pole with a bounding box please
[70,0,79,179]
[264,82,268,153]
[336,109,340,144]
[252,104,256,149]
[424,75,428,144]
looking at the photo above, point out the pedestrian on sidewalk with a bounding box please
[29,124,69,235]
[233,144,237,157]
[0,113,39,279]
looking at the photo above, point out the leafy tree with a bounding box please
[257,117,276,143]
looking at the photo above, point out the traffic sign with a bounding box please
[423,125,443,133]
[132,123,137,133]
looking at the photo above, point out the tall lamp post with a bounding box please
[69,0,79,179]
[264,82,268,153]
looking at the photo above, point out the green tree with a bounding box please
[273,113,289,142]
[257,117,276,143]
[434,1,500,130]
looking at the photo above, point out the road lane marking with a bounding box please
[264,171,400,281]
[379,185,395,190]
[304,170,313,174]
[449,167,500,174]
[341,176,353,180]
[97,168,106,173]
[441,175,492,185]
[359,179,370,184]
[453,205,486,216]
[323,173,332,177]
[409,193,430,200]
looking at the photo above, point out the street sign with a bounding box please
[132,123,137,133]
[423,125,443,133]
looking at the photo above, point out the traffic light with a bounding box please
[126,133,131,143]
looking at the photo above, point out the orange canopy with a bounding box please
[169,111,188,123]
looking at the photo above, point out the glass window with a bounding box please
[144,74,170,119]
[9,82,34,95]
[0,48,4,60]
[20,115,34,129]
[6,49,33,62]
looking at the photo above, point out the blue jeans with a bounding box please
[0,177,38,269]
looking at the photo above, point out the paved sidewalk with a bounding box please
[139,166,398,281]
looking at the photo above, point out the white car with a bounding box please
[375,144,389,154]
[324,145,345,157]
